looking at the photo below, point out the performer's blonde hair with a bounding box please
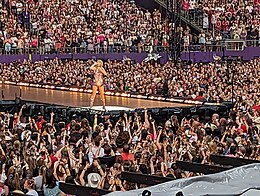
[97,60,103,67]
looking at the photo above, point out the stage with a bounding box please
[0,84,189,110]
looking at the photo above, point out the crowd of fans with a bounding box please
[0,58,259,104]
[0,0,258,54]
[0,0,259,195]
[0,0,173,54]
[184,0,260,42]
[0,92,259,195]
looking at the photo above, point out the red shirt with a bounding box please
[50,155,58,166]
[13,118,18,128]
[182,0,189,10]
[216,20,222,31]
[223,21,229,31]
[252,105,260,111]
[36,118,45,130]
[196,96,204,101]
[31,39,38,47]
[121,153,134,161]
[43,155,58,167]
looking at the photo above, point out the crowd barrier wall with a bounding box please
[0,47,259,64]
[0,52,169,64]
[181,46,260,62]
[0,98,232,126]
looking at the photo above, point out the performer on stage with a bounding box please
[90,60,107,110]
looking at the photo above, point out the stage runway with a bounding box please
[0,84,189,109]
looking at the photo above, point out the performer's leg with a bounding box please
[99,85,106,110]
[90,85,97,108]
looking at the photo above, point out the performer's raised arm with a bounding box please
[90,62,97,71]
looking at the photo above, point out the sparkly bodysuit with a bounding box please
[93,69,104,86]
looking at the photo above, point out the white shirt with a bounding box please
[88,146,104,164]
[26,189,39,196]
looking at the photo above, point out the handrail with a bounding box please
[0,39,258,55]
[0,45,170,55]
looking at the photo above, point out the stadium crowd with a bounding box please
[0,0,173,54]
[0,0,259,195]
[0,93,259,195]
[0,58,259,103]
[1,0,258,54]
[186,0,259,42]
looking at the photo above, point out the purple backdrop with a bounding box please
[0,47,259,64]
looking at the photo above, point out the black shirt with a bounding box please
[70,131,81,141]
[98,155,116,168]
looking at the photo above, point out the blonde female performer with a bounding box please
[90,60,107,110]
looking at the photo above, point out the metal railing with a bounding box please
[0,40,259,55]
[0,45,170,55]
[186,40,259,52]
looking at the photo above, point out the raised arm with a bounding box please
[80,163,90,186]
[18,104,26,123]
[5,113,10,127]
[156,129,162,151]
[124,113,129,128]
[144,109,150,129]
[150,156,155,175]
[90,62,97,71]
[93,113,98,131]
[94,139,103,160]
[50,112,54,126]
[151,120,157,142]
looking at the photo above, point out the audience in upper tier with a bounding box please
[0,0,172,54]
[0,0,258,54]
